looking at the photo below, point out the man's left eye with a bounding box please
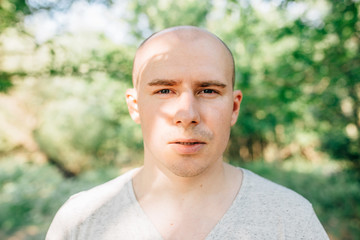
[158,89,171,94]
[201,89,217,94]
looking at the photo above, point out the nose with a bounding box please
[173,92,200,128]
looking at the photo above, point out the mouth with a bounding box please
[173,141,205,145]
[169,139,206,145]
[169,139,206,154]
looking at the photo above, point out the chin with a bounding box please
[166,162,210,178]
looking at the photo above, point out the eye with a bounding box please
[202,89,216,94]
[157,89,171,94]
[199,89,219,94]
[152,88,176,97]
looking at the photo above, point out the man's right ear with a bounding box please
[126,88,141,124]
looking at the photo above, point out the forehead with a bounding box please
[133,29,233,88]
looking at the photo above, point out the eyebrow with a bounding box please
[148,79,180,86]
[147,79,227,88]
[196,80,227,88]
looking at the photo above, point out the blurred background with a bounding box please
[0,0,359,239]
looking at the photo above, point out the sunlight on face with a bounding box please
[128,27,242,177]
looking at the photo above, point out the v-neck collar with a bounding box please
[126,168,248,240]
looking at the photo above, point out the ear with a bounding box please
[231,90,243,126]
[126,88,141,124]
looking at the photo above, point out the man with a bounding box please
[46,26,329,239]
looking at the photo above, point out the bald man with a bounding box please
[46,26,329,240]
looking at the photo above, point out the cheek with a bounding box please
[200,105,232,142]
[138,101,170,140]
[203,100,233,124]
[140,98,180,126]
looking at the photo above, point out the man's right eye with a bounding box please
[157,89,171,94]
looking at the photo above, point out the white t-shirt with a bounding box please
[46,168,329,240]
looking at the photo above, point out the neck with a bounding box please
[133,159,231,200]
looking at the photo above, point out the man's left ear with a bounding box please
[126,88,141,124]
[231,90,243,126]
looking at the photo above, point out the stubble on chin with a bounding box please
[167,161,209,178]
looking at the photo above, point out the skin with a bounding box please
[126,26,243,240]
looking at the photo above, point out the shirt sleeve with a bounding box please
[299,208,329,240]
[45,208,70,240]
[45,195,79,240]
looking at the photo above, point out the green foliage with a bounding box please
[210,0,360,169]
[1,0,359,169]
[0,0,30,33]
[0,0,360,239]
[0,0,29,92]
[129,0,212,33]
[0,157,64,237]
[0,157,120,239]
[26,39,141,175]
[0,72,13,92]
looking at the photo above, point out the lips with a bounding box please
[169,139,206,145]
[175,142,203,145]
[169,139,206,154]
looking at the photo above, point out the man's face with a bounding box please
[127,30,242,177]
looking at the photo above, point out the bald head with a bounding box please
[132,26,235,89]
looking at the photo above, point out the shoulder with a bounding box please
[210,168,329,239]
[64,168,137,213]
[46,168,138,240]
[240,168,313,216]
[69,168,136,203]
[238,168,329,239]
